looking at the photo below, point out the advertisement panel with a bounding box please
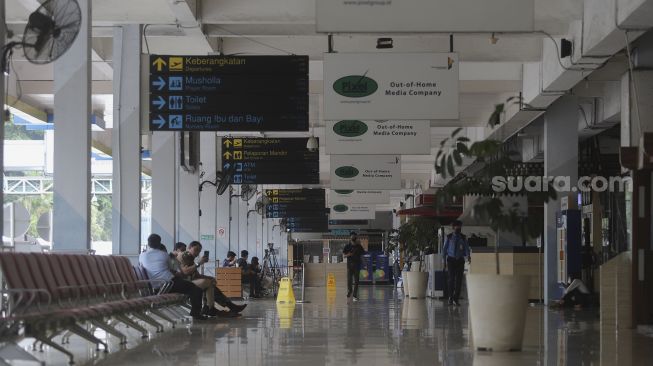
[316,0,534,33]
[330,155,401,189]
[324,53,459,120]
[325,120,430,154]
[328,189,390,204]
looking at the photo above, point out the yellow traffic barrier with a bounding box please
[326,272,336,290]
[276,277,296,304]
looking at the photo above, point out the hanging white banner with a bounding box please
[316,0,534,33]
[328,189,390,204]
[325,120,431,155]
[330,155,401,189]
[324,53,459,120]
[329,204,376,220]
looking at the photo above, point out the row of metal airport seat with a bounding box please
[0,252,188,365]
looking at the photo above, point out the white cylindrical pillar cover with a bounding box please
[52,0,92,251]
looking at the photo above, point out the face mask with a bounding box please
[454,228,461,234]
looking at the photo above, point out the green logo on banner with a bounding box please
[335,166,359,178]
[333,120,368,137]
[333,204,349,212]
[333,75,378,98]
[335,190,354,195]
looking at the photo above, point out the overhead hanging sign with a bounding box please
[328,189,390,205]
[265,189,328,232]
[325,120,431,155]
[330,155,401,190]
[323,53,459,120]
[148,55,309,131]
[286,217,329,233]
[316,0,534,33]
[221,138,319,185]
[329,204,376,220]
[265,189,326,218]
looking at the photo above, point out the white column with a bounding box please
[199,132,218,256]
[112,25,142,255]
[216,189,230,258]
[215,140,230,256]
[151,132,176,246]
[543,96,578,304]
[0,4,5,237]
[52,0,91,251]
[177,142,200,244]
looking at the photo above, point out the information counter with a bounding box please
[469,246,543,301]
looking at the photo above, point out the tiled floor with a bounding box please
[14,286,653,365]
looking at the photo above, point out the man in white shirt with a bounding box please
[139,234,207,321]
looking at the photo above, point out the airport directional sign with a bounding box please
[264,189,328,233]
[149,55,308,75]
[222,138,319,185]
[149,55,309,131]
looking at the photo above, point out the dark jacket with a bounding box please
[343,241,365,265]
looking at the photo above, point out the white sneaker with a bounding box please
[353,297,359,302]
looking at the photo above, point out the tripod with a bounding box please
[262,244,282,295]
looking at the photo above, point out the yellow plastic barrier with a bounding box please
[327,272,336,290]
[276,303,295,329]
[276,277,296,304]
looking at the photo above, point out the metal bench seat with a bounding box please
[0,252,188,365]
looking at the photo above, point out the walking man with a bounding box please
[343,232,365,301]
[443,220,471,306]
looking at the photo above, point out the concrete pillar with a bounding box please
[215,191,229,259]
[112,25,142,255]
[199,132,218,256]
[52,0,91,251]
[177,159,200,244]
[0,4,5,237]
[151,132,176,246]
[543,95,579,304]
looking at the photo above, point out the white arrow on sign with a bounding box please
[152,76,166,91]
[153,96,166,110]
[152,115,166,129]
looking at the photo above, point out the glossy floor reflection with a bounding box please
[18,286,653,365]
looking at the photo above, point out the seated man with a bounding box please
[222,251,237,267]
[170,242,187,272]
[139,234,207,321]
[237,250,260,298]
[553,277,590,309]
[180,241,247,316]
[250,256,263,296]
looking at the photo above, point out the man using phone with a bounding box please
[180,241,247,316]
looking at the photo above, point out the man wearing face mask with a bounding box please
[443,220,471,306]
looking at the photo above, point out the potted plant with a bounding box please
[433,99,554,351]
[396,217,439,299]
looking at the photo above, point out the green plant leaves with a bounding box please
[446,155,455,177]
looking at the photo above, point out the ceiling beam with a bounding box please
[167,0,215,54]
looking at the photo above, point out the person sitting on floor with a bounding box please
[250,256,263,296]
[552,277,591,309]
[179,241,247,316]
[222,251,237,267]
[237,250,261,298]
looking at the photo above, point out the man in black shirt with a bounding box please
[343,232,364,301]
[237,250,260,298]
